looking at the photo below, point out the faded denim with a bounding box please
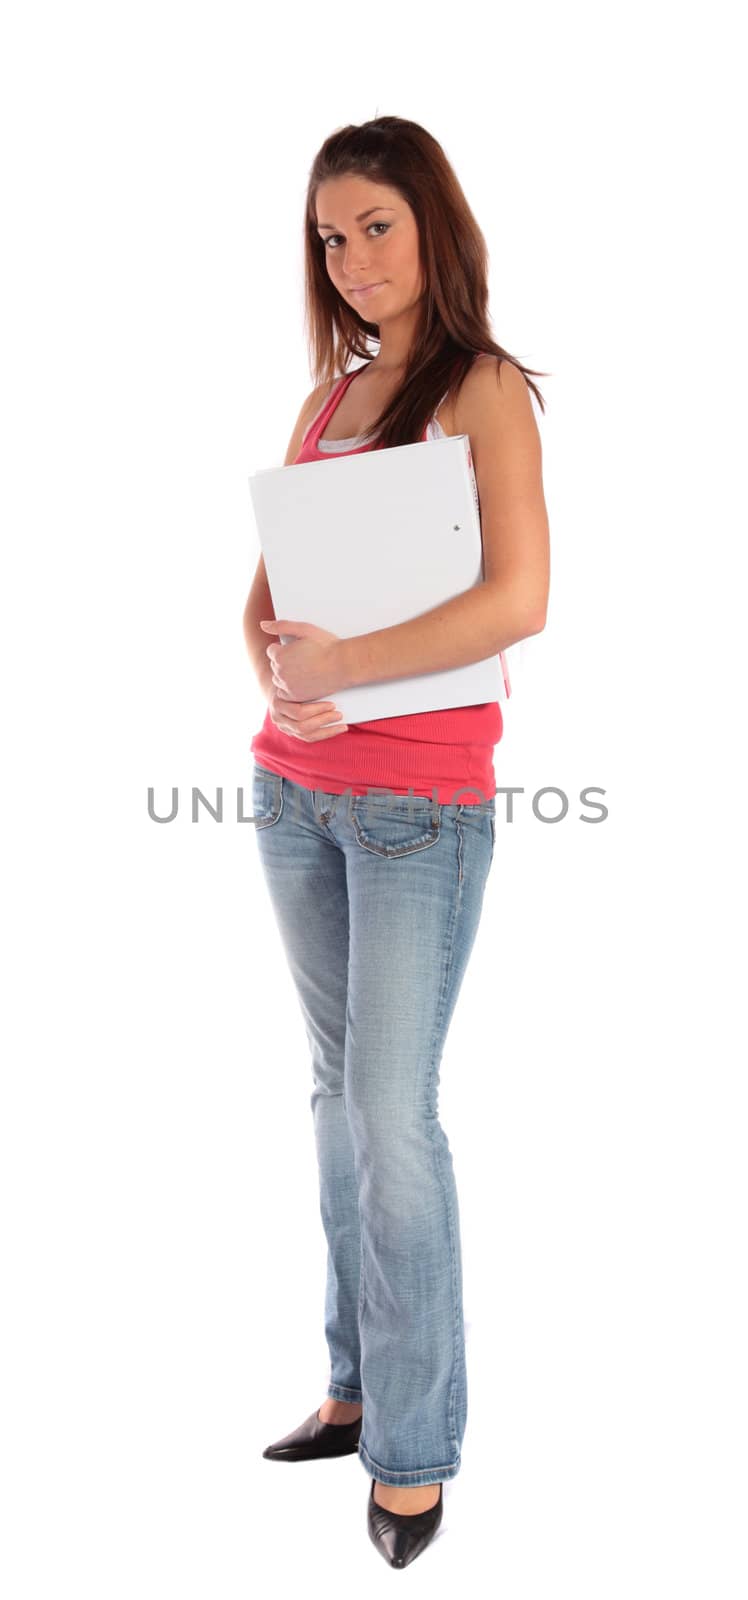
[250,760,496,1487]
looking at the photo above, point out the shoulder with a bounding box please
[437,354,534,443]
[297,374,343,434]
[283,375,342,465]
[301,374,342,421]
[456,353,534,423]
[451,353,540,460]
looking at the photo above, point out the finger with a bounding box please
[275,707,348,739]
[279,708,346,731]
[273,697,339,718]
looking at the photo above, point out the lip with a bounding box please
[350,282,385,297]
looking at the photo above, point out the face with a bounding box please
[314,174,425,321]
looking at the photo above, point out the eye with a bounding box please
[320,221,390,250]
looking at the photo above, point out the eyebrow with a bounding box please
[316,206,396,230]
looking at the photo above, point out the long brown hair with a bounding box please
[302,115,550,450]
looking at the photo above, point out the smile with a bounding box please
[350,282,385,298]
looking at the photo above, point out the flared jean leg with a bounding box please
[251,774,363,1401]
[340,803,493,1486]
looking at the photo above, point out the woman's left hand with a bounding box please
[259,619,345,702]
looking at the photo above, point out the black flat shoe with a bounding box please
[367,1479,444,1568]
[262,1406,363,1462]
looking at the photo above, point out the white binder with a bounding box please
[248,432,512,726]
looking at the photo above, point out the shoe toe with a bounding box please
[262,1409,321,1458]
[263,1407,362,1460]
[367,1481,443,1567]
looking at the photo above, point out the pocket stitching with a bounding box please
[350,797,441,858]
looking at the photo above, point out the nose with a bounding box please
[340,241,371,277]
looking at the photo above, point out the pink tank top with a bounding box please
[249,369,503,803]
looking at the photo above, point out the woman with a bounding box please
[243,116,550,1568]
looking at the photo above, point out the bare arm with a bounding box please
[335,357,550,689]
[242,556,276,703]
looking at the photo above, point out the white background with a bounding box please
[2,2,746,1594]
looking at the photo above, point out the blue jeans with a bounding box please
[250,761,496,1486]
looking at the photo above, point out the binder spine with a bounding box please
[462,436,512,700]
[464,439,481,520]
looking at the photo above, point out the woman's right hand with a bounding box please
[269,687,349,742]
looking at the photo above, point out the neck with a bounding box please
[370,302,422,374]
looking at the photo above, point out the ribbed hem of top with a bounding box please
[249,703,502,806]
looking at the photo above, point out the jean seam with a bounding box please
[424,851,462,1467]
